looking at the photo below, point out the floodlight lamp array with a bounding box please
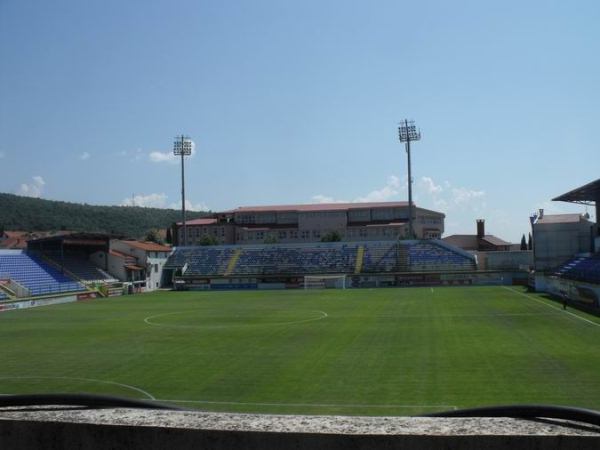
[398,121,421,142]
[173,136,193,156]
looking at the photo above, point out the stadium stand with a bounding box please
[232,243,357,276]
[0,290,8,300]
[165,240,476,279]
[407,241,476,272]
[555,254,600,284]
[42,252,117,283]
[0,250,85,296]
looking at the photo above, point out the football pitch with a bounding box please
[2,285,600,416]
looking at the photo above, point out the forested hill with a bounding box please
[0,193,209,238]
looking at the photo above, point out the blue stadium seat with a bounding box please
[165,240,476,278]
[555,254,600,284]
[0,251,86,296]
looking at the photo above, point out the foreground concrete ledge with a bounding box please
[1,407,600,436]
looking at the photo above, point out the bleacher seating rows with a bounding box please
[165,240,476,277]
[43,252,117,282]
[555,254,600,285]
[0,290,8,300]
[233,244,357,275]
[362,242,399,272]
[407,241,476,272]
[0,252,86,296]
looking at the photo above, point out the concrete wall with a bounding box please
[1,408,598,450]
[534,219,593,271]
[484,251,533,270]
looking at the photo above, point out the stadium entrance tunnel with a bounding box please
[1,403,600,449]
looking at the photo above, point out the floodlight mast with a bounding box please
[398,120,421,240]
[173,135,193,246]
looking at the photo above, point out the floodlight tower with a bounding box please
[173,135,193,246]
[398,120,421,239]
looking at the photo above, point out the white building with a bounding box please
[104,240,172,291]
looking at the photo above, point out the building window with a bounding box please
[154,264,158,273]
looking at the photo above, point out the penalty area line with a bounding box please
[502,286,600,328]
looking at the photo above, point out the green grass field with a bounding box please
[2,285,600,415]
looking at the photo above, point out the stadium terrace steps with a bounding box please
[166,240,476,278]
[555,254,600,284]
[354,245,365,274]
[224,249,242,276]
[0,252,86,296]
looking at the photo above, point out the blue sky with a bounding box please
[0,0,598,241]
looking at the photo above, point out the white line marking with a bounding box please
[144,310,328,329]
[154,398,457,410]
[430,288,434,294]
[0,376,155,400]
[503,287,600,328]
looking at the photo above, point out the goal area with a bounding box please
[303,274,347,289]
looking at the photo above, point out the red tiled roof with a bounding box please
[120,241,172,252]
[178,218,217,226]
[223,201,410,214]
[481,235,511,246]
[109,249,131,259]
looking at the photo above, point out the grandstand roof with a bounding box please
[27,232,114,246]
[552,178,600,205]
[536,213,586,224]
[120,240,172,252]
[224,201,410,213]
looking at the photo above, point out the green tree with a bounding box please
[321,231,342,242]
[145,229,163,243]
[199,235,219,246]
[165,227,173,245]
[264,235,278,244]
[520,234,527,250]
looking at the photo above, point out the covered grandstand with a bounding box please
[532,179,600,311]
[163,240,480,289]
[27,233,118,284]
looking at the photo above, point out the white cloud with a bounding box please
[79,152,91,160]
[149,151,175,163]
[117,148,144,162]
[121,193,209,211]
[419,176,443,195]
[311,194,348,204]
[311,175,403,205]
[451,186,485,206]
[121,193,168,208]
[17,176,45,198]
[149,141,197,164]
[168,199,209,212]
[354,175,401,202]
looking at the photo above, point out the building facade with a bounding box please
[173,202,445,246]
[533,212,596,271]
[106,240,172,291]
